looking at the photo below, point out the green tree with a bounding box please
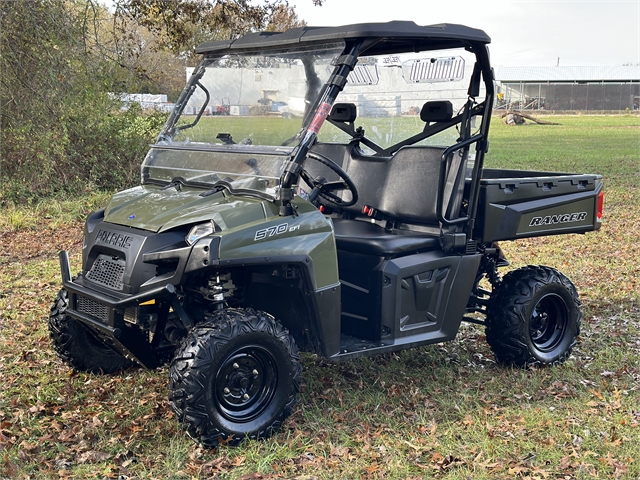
[113,0,306,56]
[0,0,314,203]
[110,1,307,99]
[3,3,95,198]
[0,1,167,203]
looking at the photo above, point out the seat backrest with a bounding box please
[379,146,444,224]
[339,149,391,216]
[341,146,445,226]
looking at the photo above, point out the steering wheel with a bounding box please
[299,152,359,207]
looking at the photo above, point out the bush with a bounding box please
[0,102,167,205]
[0,1,168,205]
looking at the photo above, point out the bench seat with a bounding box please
[332,218,440,256]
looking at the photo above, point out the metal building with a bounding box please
[494,66,640,111]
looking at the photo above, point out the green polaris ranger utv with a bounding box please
[49,21,603,447]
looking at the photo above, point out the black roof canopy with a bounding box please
[196,21,491,56]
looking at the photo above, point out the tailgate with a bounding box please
[476,169,603,243]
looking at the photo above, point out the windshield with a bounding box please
[142,43,485,199]
[158,43,345,147]
[143,43,345,198]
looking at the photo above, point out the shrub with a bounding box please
[0,102,167,205]
[0,1,167,205]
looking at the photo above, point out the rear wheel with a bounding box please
[169,308,301,447]
[486,266,581,367]
[48,289,133,373]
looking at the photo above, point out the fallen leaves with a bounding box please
[76,450,110,464]
[0,222,83,262]
[1,121,639,478]
[430,452,465,471]
[184,453,246,477]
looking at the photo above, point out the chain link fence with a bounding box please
[496,82,640,111]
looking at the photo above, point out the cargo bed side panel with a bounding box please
[477,170,602,242]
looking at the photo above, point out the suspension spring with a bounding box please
[484,257,501,288]
[203,272,233,308]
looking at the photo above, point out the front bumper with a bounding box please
[60,251,177,311]
[58,221,221,368]
[60,251,189,369]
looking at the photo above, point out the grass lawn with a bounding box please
[0,115,639,479]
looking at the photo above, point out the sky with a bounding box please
[287,0,640,67]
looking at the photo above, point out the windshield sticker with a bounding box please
[381,55,402,66]
[347,65,379,85]
[402,56,465,83]
[308,102,332,134]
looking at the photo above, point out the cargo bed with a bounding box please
[475,169,603,243]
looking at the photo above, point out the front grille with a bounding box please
[86,255,125,290]
[76,296,109,323]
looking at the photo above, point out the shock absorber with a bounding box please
[204,273,232,310]
[483,256,502,288]
[481,243,506,288]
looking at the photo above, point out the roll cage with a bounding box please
[193,21,495,237]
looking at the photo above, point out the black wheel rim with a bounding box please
[529,293,568,352]
[214,345,278,423]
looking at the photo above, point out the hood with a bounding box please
[103,185,269,233]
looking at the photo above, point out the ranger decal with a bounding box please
[529,212,587,227]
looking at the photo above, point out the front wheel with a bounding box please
[486,266,581,367]
[168,308,301,447]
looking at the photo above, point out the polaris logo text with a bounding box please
[96,230,133,249]
[529,212,587,227]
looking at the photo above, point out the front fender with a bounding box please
[218,206,339,290]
